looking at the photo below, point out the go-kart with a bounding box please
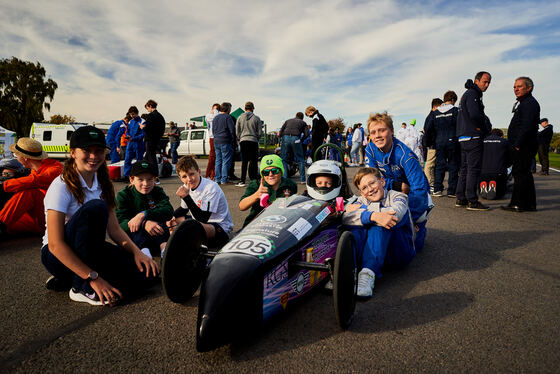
[161,144,358,352]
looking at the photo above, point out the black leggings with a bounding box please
[240,141,259,182]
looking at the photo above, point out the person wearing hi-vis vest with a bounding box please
[0,138,63,238]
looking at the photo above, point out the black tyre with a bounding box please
[333,231,357,329]
[160,161,172,178]
[162,220,207,303]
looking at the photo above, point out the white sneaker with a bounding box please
[235,182,246,187]
[69,288,103,306]
[356,268,375,298]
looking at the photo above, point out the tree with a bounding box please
[0,57,58,137]
[328,117,346,133]
[49,114,76,124]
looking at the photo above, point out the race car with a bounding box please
[161,144,358,352]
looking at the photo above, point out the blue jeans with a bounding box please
[281,135,306,182]
[434,141,459,194]
[350,143,361,164]
[128,224,170,253]
[169,142,179,164]
[215,142,234,184]
[41,200,157,296]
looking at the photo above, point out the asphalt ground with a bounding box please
[1,159,559,373]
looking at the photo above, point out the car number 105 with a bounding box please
[220,235,273,256]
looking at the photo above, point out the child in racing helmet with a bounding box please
[342,167,416,298]
[239,154,297,228]
[305,159,352,201]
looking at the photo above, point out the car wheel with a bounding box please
[333,231,357,329]
[162,219,207,303]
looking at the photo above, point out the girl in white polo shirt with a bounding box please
[41,126,159,306]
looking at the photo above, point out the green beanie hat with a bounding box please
[260,154,284,176]
[410,118,416,125]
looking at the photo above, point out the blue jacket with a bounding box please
[425,104,459,147]
[365,137,429,221]
[457,79,491,138]
[212,113,236,145]
[107,120,126,147]
[127,116,145,144]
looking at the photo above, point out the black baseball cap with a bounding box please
[70,126,108,149]
[130,161,158,177]
[540,118,548,123]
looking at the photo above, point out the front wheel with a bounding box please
[162,220,207,303]
[333,231,357,329]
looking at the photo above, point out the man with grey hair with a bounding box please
[501,76,540,212]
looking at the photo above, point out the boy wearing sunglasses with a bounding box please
[239,154,297,227]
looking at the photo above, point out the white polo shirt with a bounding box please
[180,177,233,234]
[42,173,104,247]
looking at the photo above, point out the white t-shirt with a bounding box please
[180,177,233,234]
[205,109,219,139]
[42,173,104,247]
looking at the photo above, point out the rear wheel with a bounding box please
[162,220,207,303]
[333,231,357,329]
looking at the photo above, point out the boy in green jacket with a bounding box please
[116,161,173,258]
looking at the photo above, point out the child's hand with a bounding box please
[371,211,398,229]
[128,212,146,232]
[176,185,189,198]
[145,220,165,236]
[345,203,361,212]
[253,178,268,199]
[166,217,177,233]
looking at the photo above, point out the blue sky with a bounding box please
[1,0,559,131]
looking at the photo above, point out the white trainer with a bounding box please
[356,268,375,298]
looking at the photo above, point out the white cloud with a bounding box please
[1,0,559,131]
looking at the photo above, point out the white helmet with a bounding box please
[306,160,342,201]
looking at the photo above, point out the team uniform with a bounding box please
[343,190,415,278]
[106,120,127,163]
[123,116,145,176]
[175,177,233,247]
[365,137,431,251]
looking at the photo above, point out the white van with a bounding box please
[167,128,211,157]
[29,123,86,158]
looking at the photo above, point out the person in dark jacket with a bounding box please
[425,92,459,197]
[455,71,492,211]
[212,102,236,184]
[143,99,166,167]
[480,129,511,200]
[305,106,329,160]
[279,112,309,183]
[422,98,443,191]
[537,118,553,175]
[502,77,540,212]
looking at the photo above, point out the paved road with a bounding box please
[1,159,559,373]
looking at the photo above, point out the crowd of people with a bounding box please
[0,71,553,305]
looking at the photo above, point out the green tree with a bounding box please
[0,57,58,137]
[49,114,76,124]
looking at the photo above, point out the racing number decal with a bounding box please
[220,235,273,257]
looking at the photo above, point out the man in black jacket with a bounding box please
[279,112,309,183]
[455,71,492,211]
[537,118,553,175]
[143,99,166,167]
[502,77,540,212]
[480,129,511,200]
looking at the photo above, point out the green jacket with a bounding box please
[116,185,174,233]
[240,177,297,227]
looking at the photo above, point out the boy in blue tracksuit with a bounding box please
[343,167,415,298]
[106,116,129,163]
[124,106,146,177]
[365,117,430,251]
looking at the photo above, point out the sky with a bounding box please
[1,0,559,132]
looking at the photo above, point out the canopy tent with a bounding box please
[189,107,245,127]
[0,125,17,159]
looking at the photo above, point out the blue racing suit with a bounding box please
[365,137,430,251]
[106,120,126,163]
[124,116,145,176]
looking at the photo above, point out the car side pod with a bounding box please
[196,252,263,352]
[162,219,207,303]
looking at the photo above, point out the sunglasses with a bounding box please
[261,167,281,177]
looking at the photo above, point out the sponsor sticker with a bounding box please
[280,292,290,309]
[288,217,312,240]
[264,261,288,289]
[263,215,287,224]
[290,272,310,294]
[315,206,332,223]
[220,235,273,257]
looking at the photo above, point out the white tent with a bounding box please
[0,125,17,159]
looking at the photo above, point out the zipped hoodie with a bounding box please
[236,112,263,143]
[425,104,459,146]
[457,79,491,138]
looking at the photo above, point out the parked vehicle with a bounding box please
[165,128,210,157]
[29,123,86,158]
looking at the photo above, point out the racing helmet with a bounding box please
[306,160,342,201]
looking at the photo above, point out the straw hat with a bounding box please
[9,138,47,160]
